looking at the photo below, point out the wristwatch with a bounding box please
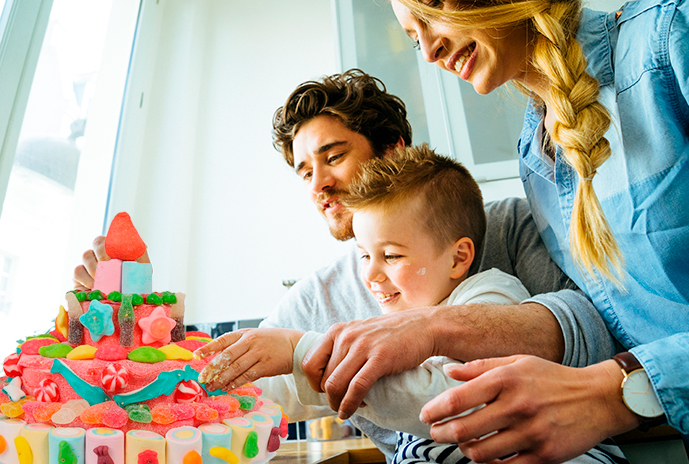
[613,352,666,430]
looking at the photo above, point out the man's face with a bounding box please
[292,115,378,241]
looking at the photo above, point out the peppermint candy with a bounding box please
[34,378,60,402]
[101,363,130,393]
[3,352,22,377]
[174,380,205,403]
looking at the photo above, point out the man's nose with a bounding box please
[311,165,335,194]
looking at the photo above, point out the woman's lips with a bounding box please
[450,42,476,77]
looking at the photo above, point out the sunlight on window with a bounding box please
[0,0,115,355]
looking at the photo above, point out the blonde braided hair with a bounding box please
[397,0,624,282]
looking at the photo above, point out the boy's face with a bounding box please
[353,202,464,313]
[292,115,378,241]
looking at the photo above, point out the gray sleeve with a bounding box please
[476,198,615,367]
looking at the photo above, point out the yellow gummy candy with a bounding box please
[15,436,33,464]
[66,344,97,360]
[0,401,25,418]
[55,305,69,338]
[159,344,193,361]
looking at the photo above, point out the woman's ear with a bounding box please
[450,237,475,280]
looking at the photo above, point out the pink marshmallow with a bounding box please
[93,259,123,295]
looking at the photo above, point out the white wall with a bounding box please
[109,0,348,324]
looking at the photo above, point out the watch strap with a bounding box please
[613,352,666,431]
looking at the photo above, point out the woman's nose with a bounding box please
[419,30,444,63]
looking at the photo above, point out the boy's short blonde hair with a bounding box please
[343,144,486,255]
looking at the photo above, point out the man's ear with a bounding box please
[450,237,475,280]
[383,136,406,157]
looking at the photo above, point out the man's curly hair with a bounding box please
[272,69,413,167]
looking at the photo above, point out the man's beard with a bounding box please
[327,210,354,241]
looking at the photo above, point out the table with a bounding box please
[273,438,386,464]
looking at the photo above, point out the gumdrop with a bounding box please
[81,402,109,425]
[0,401,24,418]
[95,345,129,361]
[107,291,122,302]
[213,395,240,412]
[87,290,105,301]
[268,427,281,453]
[243,431,259,458]
[131,294,144,306]
[170,403,195,421]
[51,407,78,425]
[138,449,158,464]
[63,399,90,415]
[127,405,153,423]
[194,404,219,423]
[104,212,147,261]
[202,400,230,415]
[232,395,256,411]
[102,403,128,428]
[150,405,176,425]
[146,293,163,305]
[34,402,62,422]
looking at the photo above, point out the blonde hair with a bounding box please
[343,144,486,257]
[398,0,623,282]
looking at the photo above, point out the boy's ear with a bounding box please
[450,237,474,280]
[383,136,406,157]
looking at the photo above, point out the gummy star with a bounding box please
[80,300,115,342]
[2,376,26,402]
[138,306,177,345]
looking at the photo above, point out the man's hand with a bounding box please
[196,328,305,392]
[73,235,150,290]
[302,309,436,419]
[420,356,638,463]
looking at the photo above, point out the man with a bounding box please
[74,69,614,461]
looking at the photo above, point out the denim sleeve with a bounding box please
[669,0,689,110]
[525,289,617,367]
[632,335,689,434]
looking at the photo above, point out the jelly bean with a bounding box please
[243,431,259,458]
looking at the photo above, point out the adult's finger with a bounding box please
[92,236,109,262]
[302,330,336,393]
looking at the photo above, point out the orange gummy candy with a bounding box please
[150,405,176,425]
[34,402,62,422]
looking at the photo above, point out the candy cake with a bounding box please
[0,213,287,464]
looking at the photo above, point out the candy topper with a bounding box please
[104,212,147,261]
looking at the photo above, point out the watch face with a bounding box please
[622,370,664,418]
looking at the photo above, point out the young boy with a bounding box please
[196,144,534,463]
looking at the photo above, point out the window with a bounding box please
[0,0,139,357]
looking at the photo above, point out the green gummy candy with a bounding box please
[26,334,58,341]
[128,346,166,363]
[243,431,259,458]
[76,292,87,302]
[127,406,153,423]
[39,343,73,358]
[231,395,256,411]
[107,291,122,302]
[87,290,105,300]
[131,294,144,305]
[146,293,163,305]
[162,292,177,304]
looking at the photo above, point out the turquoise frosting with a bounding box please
[50,359,110,405]
[113,364,223,407]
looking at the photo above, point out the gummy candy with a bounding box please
[118,294,135,348]
[38,343,73,358]
[150,405,176,425]
[104,212,147,261]
[213,395,240,412]
[268,427,281,453]
[170,319,185,343]
[107,291,122,302]
[159,344,193,361]
[0,401,25,418]
[146,293,163,305]
[183,450,202,464]
[280,415,289,438]
[203,400,230,415]
[81,402,109,424]
[34,402,62,422]
[20,338,57,355]
[231,386,260,398]
[67,344,97,360]
[231,395,256,411]
[102,403,128,428]
[128,346,166,363]
[170,403,195,421]
[55,305,69,338]
[68,319,84,345]
[175,340,206,352]
[95,345,129,361]
[76,291,87,302]
[131,294,144,305]
[162,292,178,304]
[184,331,211,339]
[63,399,90,415]
[194,404,219,422]
[88,290,105,300]
[243,431,259,458]
[51,407,77,425]
[127,405,153,423]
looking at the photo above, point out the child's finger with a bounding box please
[194,330,248,358]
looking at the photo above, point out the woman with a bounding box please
[303,0,689,462]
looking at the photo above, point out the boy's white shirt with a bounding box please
[255,268,530,438]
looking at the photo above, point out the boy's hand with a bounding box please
[195,328,304,391]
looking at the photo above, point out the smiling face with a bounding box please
[353,200,471,313]
[391,0,536,95]
[292,115,381,241]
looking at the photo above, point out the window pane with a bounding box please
[0,0,116,355]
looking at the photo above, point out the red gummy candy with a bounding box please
[213,395,240,412]
[34,402,62,422]
[280,415,289,438]
[170,403,195,421]
[95,345,129,361]
[21,338,57,355]
[102,403,128,428]
[202,400,230,415]
[184,331,211,339]
[104,212,146,261]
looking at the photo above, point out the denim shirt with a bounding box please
[519,0,689,432]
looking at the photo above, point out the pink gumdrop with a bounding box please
[102,404,128,428]
[173,380,204,403]
[3,352,23,377]
[34,378,60,402]
[101,363,129,393]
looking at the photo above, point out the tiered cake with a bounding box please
[0,213,287,464]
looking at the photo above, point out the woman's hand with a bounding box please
[73,235,150,290]
[196,328,305,392]
[420,356,639,463]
